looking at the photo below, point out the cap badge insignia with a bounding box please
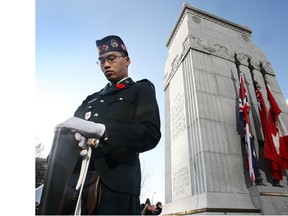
[111,39,119,48]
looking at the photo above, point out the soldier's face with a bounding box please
[99,51,130,83]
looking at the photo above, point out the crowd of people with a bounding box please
[141,199,163,215]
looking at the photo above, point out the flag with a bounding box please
[266,81,288,172]
[238,72,258,182]
[254,81,282,180]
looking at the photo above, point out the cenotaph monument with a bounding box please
[163,3,288,215]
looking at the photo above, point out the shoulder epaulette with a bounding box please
[137,79,155,90]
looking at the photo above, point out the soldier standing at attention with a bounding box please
[56,35,161,215]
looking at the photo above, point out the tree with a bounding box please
[140,160,154,201]
[35,137,45,158]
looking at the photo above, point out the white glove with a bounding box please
[55,117,106,139]
[75,132,88,157]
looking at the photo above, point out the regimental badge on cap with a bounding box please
[110,39,119,48]
[99,44,109,52]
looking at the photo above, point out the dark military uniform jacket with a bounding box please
[74,77,161,196]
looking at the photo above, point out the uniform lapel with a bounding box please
[100,78,135,96]
[99,83,111,96]
[117,77,135,89]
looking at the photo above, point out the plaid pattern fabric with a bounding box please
[96,35,128,56]
[98,44,110,53]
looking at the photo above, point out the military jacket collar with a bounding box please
[99,77,135,96]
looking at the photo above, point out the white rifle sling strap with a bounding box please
[74,146,92,216]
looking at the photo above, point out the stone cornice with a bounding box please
[166,3,252,48]
[164,34,274,90]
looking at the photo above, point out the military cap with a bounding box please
[96,35,128,56]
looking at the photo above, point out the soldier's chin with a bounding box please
[106,76,116,83]
[105,74,113,80]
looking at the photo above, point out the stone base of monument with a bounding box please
[162,192,261,215]
[250,185,288,215]
[162,184,288,215]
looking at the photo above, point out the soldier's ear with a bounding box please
[125,56,131,65]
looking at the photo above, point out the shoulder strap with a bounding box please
[137,79,155,90]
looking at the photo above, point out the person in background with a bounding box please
[56,35,161,215]
[35,202,40,214]
[154,201,163,215]
[140,203,146,215]
[144,204,156,215]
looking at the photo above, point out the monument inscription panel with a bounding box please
[170,66,192,201]
[171,91,186,141]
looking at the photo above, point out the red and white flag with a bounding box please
[266,81,288,174]
[254,81,282,180]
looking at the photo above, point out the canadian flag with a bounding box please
[254,81,282,180]
[266,81,288,174]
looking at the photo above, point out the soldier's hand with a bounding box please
[74,132,88,156]
[55,116,106,139]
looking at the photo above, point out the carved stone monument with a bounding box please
[164,3,288,215]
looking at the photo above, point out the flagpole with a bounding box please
[247,58,266,186]
[234,53,261,184]
[259,62,268,85]
[234,53,241,80]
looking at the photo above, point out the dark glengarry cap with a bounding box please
[96,35,128,56]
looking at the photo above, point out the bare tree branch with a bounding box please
[35,137,45,158]
[140,160,154,201]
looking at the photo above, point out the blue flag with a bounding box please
[238,71,258,182]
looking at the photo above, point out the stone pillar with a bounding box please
[163,3,288,215]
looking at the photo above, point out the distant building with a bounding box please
[35,157,47,188]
